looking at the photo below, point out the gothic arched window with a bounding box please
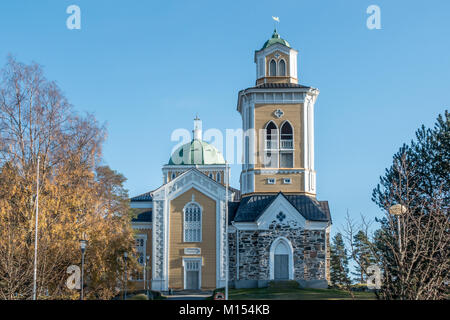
[184,203,202,242]
[216,172,221,183]
[280,121,293,142]
[269,59,277,76]
[278,59,286,76]
[264,121,279,168]
[280,121,294,168]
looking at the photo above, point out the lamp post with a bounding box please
[145,255,150,296]
[79,239,88,300]
[123,252,128,300]
[389,204,407,252]
[225,162,229,300]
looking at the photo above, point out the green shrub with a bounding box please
[129,294,149,300]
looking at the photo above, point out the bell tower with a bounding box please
[255,29,298,85]
[237,29,319,197]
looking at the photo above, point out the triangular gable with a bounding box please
[151,168,228,202]
[256,193,306,230]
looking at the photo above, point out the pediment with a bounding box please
[256,194,306,230]
[152,169,227,201]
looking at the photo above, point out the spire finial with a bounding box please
[193,116,202,140]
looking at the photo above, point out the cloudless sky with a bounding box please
[1,0,448,236]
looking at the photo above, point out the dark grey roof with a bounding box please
[231,192,331,223]
[250,83,312,89]
[318,201,332,223]
[132,210,152,222]
[130,191,153,202]
[228,201,240,225]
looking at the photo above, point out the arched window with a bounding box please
[264,121,279,168]
[280,121,294,168]
[266,121,278,149]
[280,122,293,144]
[278,59,286,76]
[208,173,213,180]
[184,203,202,242]
[269,59,277,76]
[216,172,221,183]
[171,172,176,180]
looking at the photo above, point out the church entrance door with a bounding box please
[274,254,289,280]
[184,258,201,290]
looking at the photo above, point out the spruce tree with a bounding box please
[330,233,351,287]
[352,230,376,283]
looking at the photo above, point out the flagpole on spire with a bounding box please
[272,16,280,31]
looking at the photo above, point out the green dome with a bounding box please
[261,29,290,50]
[168,139,225,165]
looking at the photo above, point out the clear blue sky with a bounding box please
[1,0,448,235]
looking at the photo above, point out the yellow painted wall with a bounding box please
[168,188,216,289]
[253,172,305,193]
[252,103,305,193]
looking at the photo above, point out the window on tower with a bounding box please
[278,59,286,76]
[269,59,277,76]
[264,121,279,168]
[280,121,294,168]
[280,121,293,149]
[280,152,293,168]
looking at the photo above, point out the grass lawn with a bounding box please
[228,287,376,300]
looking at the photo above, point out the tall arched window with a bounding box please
[264,121,279,168]
[269,59,277,76]
[216,172,221,183]
[184,203,202,242]
[280,121,294,168]
[278,59,286,76]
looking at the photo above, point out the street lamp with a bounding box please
[389,204,407,252]
[79,239,88,300]
[123,252,128,300]
[144,255,150,296]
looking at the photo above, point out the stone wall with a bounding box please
[228,222,327,282]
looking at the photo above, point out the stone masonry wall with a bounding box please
[228,222,327,281]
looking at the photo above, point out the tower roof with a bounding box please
[260,29,291,50]
[168,139,225,165]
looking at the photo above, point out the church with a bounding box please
[130,29,332,291]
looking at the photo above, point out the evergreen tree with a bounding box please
[330,233,351,287]
[372,111,449,300]
[352,230,376,283]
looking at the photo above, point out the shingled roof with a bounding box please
[130,191,153,202]
[231,193,331,223]
[250,83,312,89]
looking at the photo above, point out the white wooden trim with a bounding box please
[269,236,294,280]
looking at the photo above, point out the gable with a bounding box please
[256,194,306,230]
[152,168,227,202]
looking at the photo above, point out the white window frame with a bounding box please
[278,59,286,76]
[267,178,276,185]
[283,178,292,184]
[183,202,202,243]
